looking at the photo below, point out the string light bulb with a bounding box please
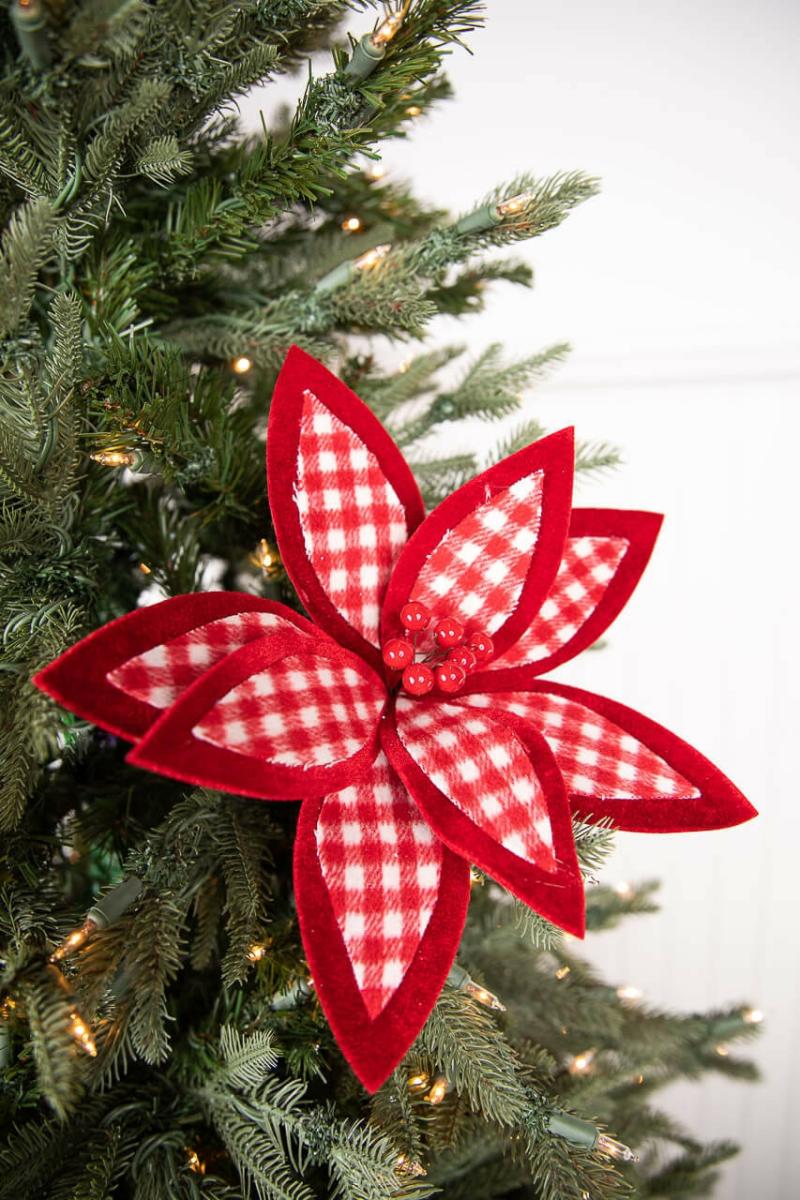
[743,1007,764,1025]
[248,538,282,578]
[371,1,410,47]
[568,1048,596,1076]
[231,355,253,375]
[404,104,422,117]
[186,1149,206,1175]
[407,1070,430,1093]
[344,2,410,83]
[51,920,96,962]
[354,243,391,271]
[546,1111,638,1161]
[469,866,484,886]
[446,962,505,1011]
[90,448,139,469]
[464,980,506,1011]
[555,965,571,981]
[247,943,268,962]
[453,188,538,236]
[612,880,635,899]
[616,984,644,1003]
[715,1043,730,1057]
[595,1133,639,1163]
[424,1075,449,1105]
[68,1010,97,1057]
[315,244,392,294]
[51,877,143,962]
[364,162,386,181]
[395,1154,426,1177]
[340,215,363,234]
[495,190,537,218]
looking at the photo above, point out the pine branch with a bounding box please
[19,968,85,1119]
[219,1025,280,1092]
[121,890,188,1065]
[135,136,194,187]
[575,438,622,477]
[0,198,55,339]
[415,989,529,1126]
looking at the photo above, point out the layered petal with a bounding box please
[295,752,470,1091]
[383,698,584,936]
[269,346,426,668]
[32,592,316,742]
[460,681,757,831]
[483,509,662,680]
[128,632,386,800]
[382,429,574,661]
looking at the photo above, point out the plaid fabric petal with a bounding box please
[193,651,386,767]
[459,690,698,800]
[394,697,558,870]
[109,610,304,710]
[313,752,443,1018]
[407,472,545,635]
[491,536,628,669]
[294,390,409,648]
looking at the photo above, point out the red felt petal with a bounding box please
[382,701,584,937]
[460,681,757,832]
[295,756,470,1092]
[485,509,662,679]
[381,429,574,662]
[31,593,316,743]
[127,633,386,801]
[269,347,426,669]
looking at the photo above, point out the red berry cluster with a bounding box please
[381,601,494,697]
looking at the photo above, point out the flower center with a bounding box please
[381,601,494,696]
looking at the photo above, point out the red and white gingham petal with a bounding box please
[294,763,470,1092]
[480,510,664,680]
[382,429,574,662]
[127,633,386,800]
[269,348,425,670]
[407,472,545,636]
[295,391,408,648]
[459,690,698,800]
[109,610,305,710]
[491,536,628,669]
[313,752,443,1018]
[394,697,558,871]
[31,593,317,745]
[194,652,386,767]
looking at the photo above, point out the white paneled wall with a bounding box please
[242,1,800,1191]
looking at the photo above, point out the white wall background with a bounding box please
[244,2,800,1192]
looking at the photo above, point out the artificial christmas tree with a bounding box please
[0,3,760,1198]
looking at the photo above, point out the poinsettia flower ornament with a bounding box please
[34,347,755,1091]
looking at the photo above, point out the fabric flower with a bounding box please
[34,346,755,1091]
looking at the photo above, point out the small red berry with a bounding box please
[400,601,430,631]
[468,631,494,662]
[382,638,413,670]
[448,646,477,673]
[434,662,466,694]
[402,663,435,696]
[433,616,464,648]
